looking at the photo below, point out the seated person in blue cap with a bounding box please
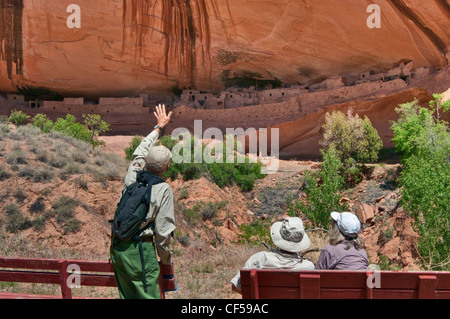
[317,212,369,270]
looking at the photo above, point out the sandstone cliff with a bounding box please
[0,0,448,96]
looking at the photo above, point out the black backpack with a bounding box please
[110,170,164,292]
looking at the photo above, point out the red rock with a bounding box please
[356,203,375,224]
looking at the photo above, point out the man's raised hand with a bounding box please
[154,104,172,128]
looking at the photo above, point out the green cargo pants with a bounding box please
[110,240,160,299]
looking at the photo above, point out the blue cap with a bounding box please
[331,212,361,237]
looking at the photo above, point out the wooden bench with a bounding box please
[240,269,450,299]
[0,256,175,299]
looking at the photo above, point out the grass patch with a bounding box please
[0,165,11,181]
[4,203,32,233]
[29,196,46,214]
[237,219,272,245]
[52,196,82,234]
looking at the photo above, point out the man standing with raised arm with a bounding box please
[111,104,175,299]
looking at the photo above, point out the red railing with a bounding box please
[0,256,175,299]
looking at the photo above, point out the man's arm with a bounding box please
[123,104,172,188]
[131,104,172,161]
[154,186,176,265]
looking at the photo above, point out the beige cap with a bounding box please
[145,145,172,174]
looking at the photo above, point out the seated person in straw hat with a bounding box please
[230,217,315,293]
[317,212,369,271]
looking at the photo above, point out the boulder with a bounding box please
[356,203,375,224]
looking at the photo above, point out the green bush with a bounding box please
[392,94,450,270]
[31,113,53,133]
[320,109,382,184]
[158,135,265,191]
[399,154,449,270]
[288,147,347,228]
[125,136,143,161]
[9,109,30,126]
[53,114,91,143]
[321,109,382,163]
[124,133,266,191]
[391,97,449,162]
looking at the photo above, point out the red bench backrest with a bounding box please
[0,256,175,299]
[240,269,450,299]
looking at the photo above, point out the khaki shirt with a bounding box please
[121,130,175,265]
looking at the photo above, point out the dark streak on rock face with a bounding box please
[0,0,23,81]
[123,0,211,89]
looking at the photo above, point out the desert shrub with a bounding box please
[238,219,272,245]
[31,113,54,133]
[123,133,266,190]
[175,231,190,247]
[200,202,223,221]
[48,155,66,169]
[61,218,82,234]
[392,94,450,270]
[0,165,11,181]
[52,196,81,234]
[71,150,88,164]
[52,196,78,220]
[72,177,88,190]
[8,109,30,126]
[36,150,48,163]
[0,115,9,124]
[13,188,27,204]
[17,166,53,183]
[61,162,83,175]
[183,203,202,225]
[15,124,41,138]
[6,148,28,165]
[201,203,217,221]
[17,167,35,179]
[320,109,382,185]
[178,188,189,200]
[33,168,54,183]
[88,169,108,187]
[29,196,46,214]
[5,203,32,233]
[0,123,10,140]
[288,147,348,228]
[31,216,47,232]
